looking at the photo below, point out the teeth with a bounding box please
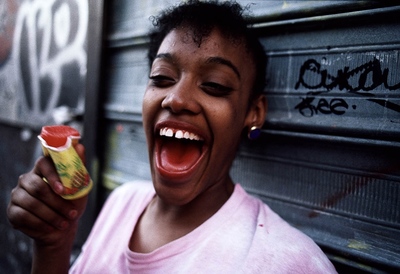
[175,130,183,139]
[166,128,173,137]
[190,133,200,141]
[159,127,202,141]
[184,132,190,139]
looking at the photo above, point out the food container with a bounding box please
[38,125,93,200]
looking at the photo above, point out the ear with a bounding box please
[244,94,267,130]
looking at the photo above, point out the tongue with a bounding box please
[160,139,202,172]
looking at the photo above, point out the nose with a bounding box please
[161,79,201,114]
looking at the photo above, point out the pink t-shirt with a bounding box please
[70,181,337,273]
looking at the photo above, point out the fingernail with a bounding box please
[54,181,64,194]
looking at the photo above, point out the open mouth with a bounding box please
[156,127,205,176]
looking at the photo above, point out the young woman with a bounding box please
[8,1,336,273]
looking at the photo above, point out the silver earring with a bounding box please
[248,126,261,140]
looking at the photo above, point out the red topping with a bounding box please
[40,125,80,147]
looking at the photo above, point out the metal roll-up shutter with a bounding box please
[230,2,400,272]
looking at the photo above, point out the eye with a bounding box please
[201,82,233,97]
[149,75,175,88]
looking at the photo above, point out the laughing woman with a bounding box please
[8,1,336,273]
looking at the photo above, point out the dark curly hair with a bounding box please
[147,0,267,100]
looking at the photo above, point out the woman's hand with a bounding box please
[7,144,89,273]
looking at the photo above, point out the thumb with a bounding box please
[74,143,86,164]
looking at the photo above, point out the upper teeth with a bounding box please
[159,128,202,141]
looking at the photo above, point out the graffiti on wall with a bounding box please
[0,0,88,126]
[294,55,400,117]
[0,1,89,273]
[0,0,19,122]
[0,0,17,65]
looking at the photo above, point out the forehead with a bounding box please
[159,27,247,57]
[156,28,255,78]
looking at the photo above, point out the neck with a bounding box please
[129,177,235,253]
[153,177,234,226]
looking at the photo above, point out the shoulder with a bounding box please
[70,181,155,273]
[235,185,315,245]
[99,180,155,215]
[236,184,337,273]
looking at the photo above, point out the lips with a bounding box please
[155,126,206,182]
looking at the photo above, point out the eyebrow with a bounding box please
[155,53,173,60]
[206,57,241,80]
[154,53,241,80]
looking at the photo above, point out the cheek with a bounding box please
[209,101,244,139]
[142,89,158,134]
[142,93,150,125]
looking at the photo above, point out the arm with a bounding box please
[31,223,78,274]
[7,144,88,274]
